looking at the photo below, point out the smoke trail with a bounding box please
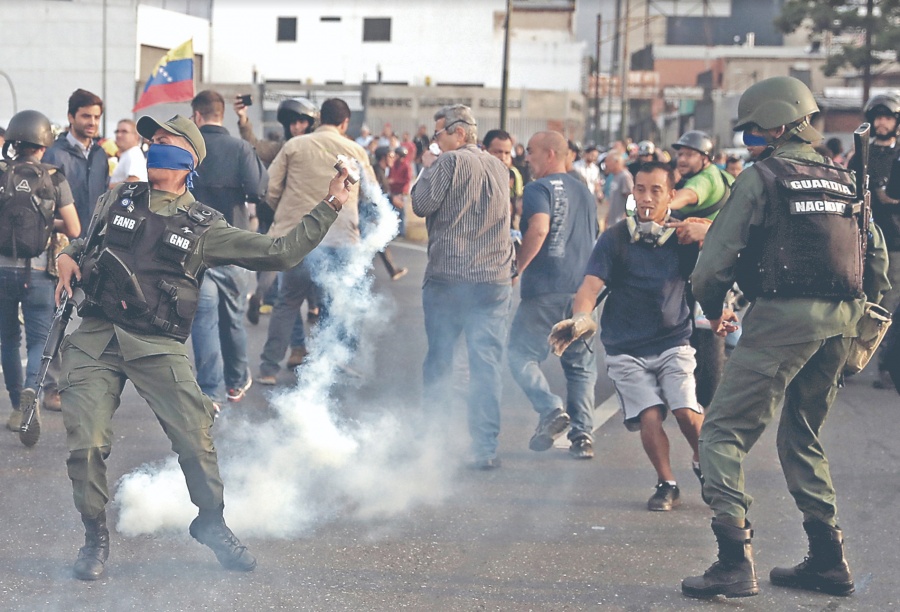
[114,164,459,538]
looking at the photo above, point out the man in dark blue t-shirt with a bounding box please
[509,131,598,459]
[549,161,704,511]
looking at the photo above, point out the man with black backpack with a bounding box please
[0,110,81,432]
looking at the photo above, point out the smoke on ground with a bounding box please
[114,167,461,539]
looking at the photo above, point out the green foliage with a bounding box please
[776,0,900,76]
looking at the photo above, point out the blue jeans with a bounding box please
[508,293,597,441]
[190,265,252,402]
[259,258,315,376]
[422,279,512,461]
[0,268,55,406]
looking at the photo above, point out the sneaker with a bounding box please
[569,436,594,459]
[226,376,252,403]
[42,388,62,412]
[286,347,308,368]
[246,295,261,325]
[189,515,257,571]
[257,373,277,386]
[468,456,502,470]
[648,481,681,511]
[528,408,570,452]
[391,267,408,281]
[6,409,22,432]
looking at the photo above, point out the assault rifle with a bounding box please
[19,205,105,447]
[852,122,871,254]
[18,292,75,446]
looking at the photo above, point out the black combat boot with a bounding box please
[189,508,257,572]
[770,520,854,596]
[73,511,110,580]
[682,518,759,599]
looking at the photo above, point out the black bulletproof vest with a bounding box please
[735,157,863,301]
[78,183,222,341]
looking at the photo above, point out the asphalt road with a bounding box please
[1,240,898,611]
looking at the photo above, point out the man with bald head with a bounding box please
[54,114,351,580]
[508,131,599,459]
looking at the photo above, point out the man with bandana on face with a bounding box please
[53,115,350,581]
[682,76,890,600]
[550,161,705,511]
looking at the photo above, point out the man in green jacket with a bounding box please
[54,115,350,581]
[681,77,890,599]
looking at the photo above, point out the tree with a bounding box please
[776,0,900,100]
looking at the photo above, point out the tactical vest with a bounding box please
[735,157,863,301]
[78,183,222,341]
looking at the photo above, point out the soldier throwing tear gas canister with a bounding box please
[53,115,350,580]
[681,76,890,599]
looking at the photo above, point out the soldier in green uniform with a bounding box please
[681,77,890,599]
[54,115,351,580]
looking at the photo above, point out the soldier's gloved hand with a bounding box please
[548,312,597,357]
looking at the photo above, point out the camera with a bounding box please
[238,94,252,107]
[334,154,360,184]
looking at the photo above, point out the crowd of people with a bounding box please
[0,75,897,602]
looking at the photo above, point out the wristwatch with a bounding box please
[325,194,342,212]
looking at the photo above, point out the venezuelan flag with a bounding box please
[133,39,195,112]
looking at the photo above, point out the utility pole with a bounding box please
[620,0,630,142]
[607,0,622,143]
[594,14,602,145]
[500,0,512,130]
[864,0,874,104]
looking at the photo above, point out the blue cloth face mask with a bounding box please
[146,143,198,188]
[742,131,768,147]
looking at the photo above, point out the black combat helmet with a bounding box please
[864,94,900,134]
[5,110,54,148]
[276,97,319,134]
[2,110,55,160]
[672,131,714,158]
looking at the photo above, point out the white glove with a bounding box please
[548,312,598,357]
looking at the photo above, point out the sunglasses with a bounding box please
[433,120,473,141]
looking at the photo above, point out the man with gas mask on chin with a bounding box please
[549,161,706,512]
[53,115,350,581]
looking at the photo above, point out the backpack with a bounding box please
[0,160,57,259]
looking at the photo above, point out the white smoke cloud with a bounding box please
[114,165,459,539]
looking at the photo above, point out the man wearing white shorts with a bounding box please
[550,162,705,511]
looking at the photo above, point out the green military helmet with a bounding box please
[734,76,822,141]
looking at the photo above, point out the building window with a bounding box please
[363,17,391,42]
[321,16,341,22]
[277,17,297,42]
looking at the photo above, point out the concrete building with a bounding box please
[0,0,210,136]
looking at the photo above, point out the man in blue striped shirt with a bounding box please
[412,104,515,470]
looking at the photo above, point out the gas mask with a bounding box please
[625,194,675,247]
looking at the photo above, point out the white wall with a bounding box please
[0,0,138,136]
[210,0,582,92]
[136,4,210,80]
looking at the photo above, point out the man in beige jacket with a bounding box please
[258,98,376,383]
